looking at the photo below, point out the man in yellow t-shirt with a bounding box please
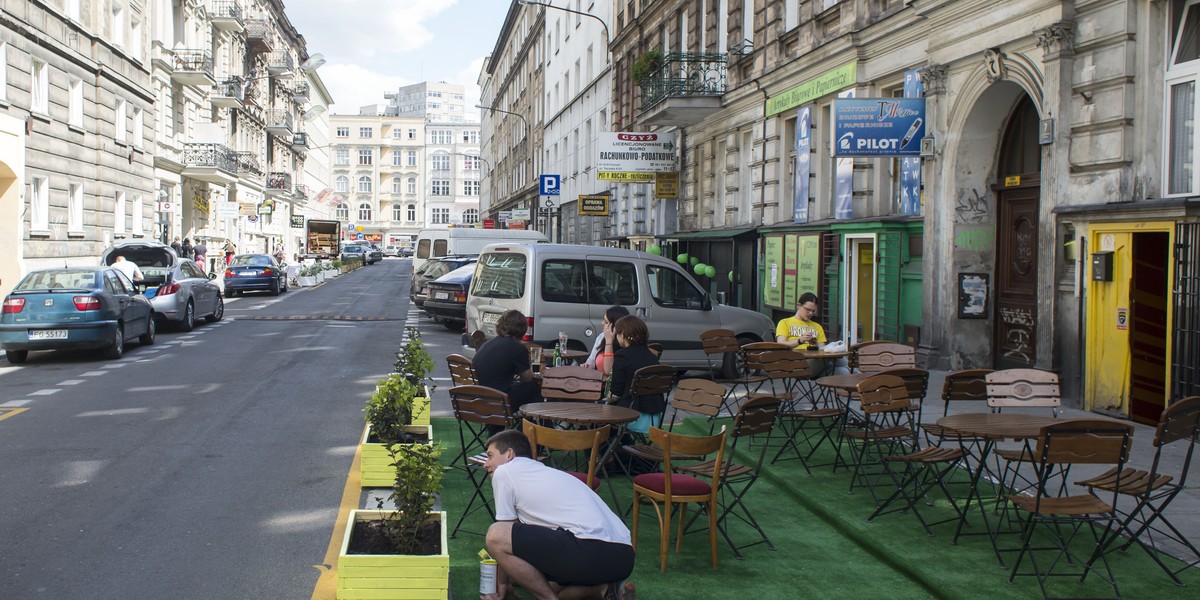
[775,293,848,375]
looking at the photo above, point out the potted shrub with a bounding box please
[298,265,318,287]
[394,327,435,425]
[632,47,664,86]
[339,443,448,599]
[361,374,432,487]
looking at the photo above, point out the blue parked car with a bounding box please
[0,267,156,364]
[223,254,288,297]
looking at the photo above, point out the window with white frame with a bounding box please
[69,78,84,127]
[463,208,479,224]
[407,204,417,221]
[335,203,349,219]
[392,128,403,138]
[392,150,403,166]
[1167,0,1200,195]
[132,194,143,234]
[0,43,7,102]
[392,204,404,221]
[359,127,372,138]
[115,98,127,143]
[68,182,83,232]
[357,175,373,193]
[392,177,403,194]
[430,130,452,144]
[130,18,143,60]
[31,58,48,114]
[335,175,349,193]
[112,4,126,48]
[358,203,372,221]
[359,148,373,165]
[66,0,80,21]
[132,107,143,148]
[431,180,451,195]
[407,150,417,166]
[408,128,416,139]
[407,177,417,194]
[432,155,451,170]
[113,190,126,234]
[335,147,350,165]
[432,208,450,223]
[463,130,479,144]
[463,155,480,170]
[336,126,349,137]
[463,180,479,196]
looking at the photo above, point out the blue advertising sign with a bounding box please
[835,90,855,220]
[833,98,926,156]
[793,104,813,223]
[899,69,924,216]
[539,174,561,196]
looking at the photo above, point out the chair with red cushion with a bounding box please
[522,418,611,491]
[631,426,727,572]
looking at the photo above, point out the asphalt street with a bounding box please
[0,258,459,599]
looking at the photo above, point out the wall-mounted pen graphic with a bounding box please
[900,118,923,149]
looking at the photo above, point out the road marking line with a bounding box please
[81,371,108,376]
[1,400,32,408]
[56,380,86,386]
[0,407,30,421]
[103,362,128,367]
[29,389,61,396]
[309,426,365,600]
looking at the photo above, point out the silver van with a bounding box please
[465,244,774,375]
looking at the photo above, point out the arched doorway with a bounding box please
[992,96,1042,369]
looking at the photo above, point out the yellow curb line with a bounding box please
[310,424,367,600]
[0,408,30,422]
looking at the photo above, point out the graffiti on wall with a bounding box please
[999,306,1035,364]
[955,188,990,224]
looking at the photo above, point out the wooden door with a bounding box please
[993,183,1040,369]
[1129,232,1170,424]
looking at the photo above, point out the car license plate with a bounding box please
[433,291,450,300]
[29,329,67,340]
[240,271,257,276]
[482,312,500,325]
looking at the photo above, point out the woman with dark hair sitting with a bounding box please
[473,310,543,414]
[586,305,630,376]
[608,315,664,434]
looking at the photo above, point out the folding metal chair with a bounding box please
[522,419,611,491]
[844,374,920,503]
[448,385,514,538]
[1078,396,1200,585]
[540,365,605,403]
[853,342,916,373]
[1007,419,1134,599]
[988,369,1063,503]
[446,353,479,386]
[920,368,994,448]
[699,328,768,415]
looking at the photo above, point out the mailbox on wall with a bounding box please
[1092,251,1114,282]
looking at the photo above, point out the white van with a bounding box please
[413,228,547,270]
[465,244,775,375]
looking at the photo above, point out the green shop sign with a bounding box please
[766,61,858,116]
[763,233,822,310]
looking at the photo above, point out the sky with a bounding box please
[285,0,514,117]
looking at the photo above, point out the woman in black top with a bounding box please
[472,309,542,414]
[608,315,664,433]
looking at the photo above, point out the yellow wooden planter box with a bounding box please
[411,394,431,427]
[337,510,449,600]
[359,424,434,488]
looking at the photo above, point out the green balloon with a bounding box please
[689,256,699,266]
[647,245,662,255]
[705,265,716,278]
[693,263,706,275]
[677,253,688,264]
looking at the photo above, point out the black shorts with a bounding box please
[511,522,634,587]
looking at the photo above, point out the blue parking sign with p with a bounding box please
[539,175,561,196]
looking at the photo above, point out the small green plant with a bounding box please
[377,442,443,554]
[632,48,664,84]
[364,374,421,444]
[332,259,342,270]
[394,327,434,386]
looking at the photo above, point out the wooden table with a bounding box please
[814,372,872,392]
[521,402,640,509]
[796,349,851,360]
[540,348,591,366]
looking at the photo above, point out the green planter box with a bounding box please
[359,424,433,488]
[337,510,449,600]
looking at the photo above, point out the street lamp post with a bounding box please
[517,0,611,62]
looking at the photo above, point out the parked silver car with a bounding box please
[100,241,224,331]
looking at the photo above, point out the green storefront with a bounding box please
[760,218,924,346]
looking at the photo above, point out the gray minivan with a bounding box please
[465,244,774,375]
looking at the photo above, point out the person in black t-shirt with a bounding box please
[608,315,664,434]
[473,310,542,414]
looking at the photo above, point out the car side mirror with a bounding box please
[208,271,218,280]
[702,293,713,311]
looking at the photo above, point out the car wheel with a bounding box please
[180,300,196,332]
[281,277,288,293]
[443,320,465,331]
[104,325,125,359]
[270,281,280,296]
[6,350,28,364]
[722,335,757,379]
[139,315,156,346]
[206,296,224,322]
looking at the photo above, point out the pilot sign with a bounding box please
[832,98,926,157]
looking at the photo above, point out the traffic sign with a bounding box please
[539,174,561,196]
[483,219,495,229]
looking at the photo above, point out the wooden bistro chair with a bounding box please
[854,342,917,373]
[1077,396,1200,585]
[847,340,892,371]
[540,365,605,403]
[679,395,783,559]
[844,374,920,504]
[522,419,612,491]
[699,328,768,415]
[623,378,726,467]
[1007,419,1135,599]
[448,385,514,538]
[446,353,479,386]
[987,369,1063,500]
[610,364,678,437]
[468,330,487,350]
[920,369,994,449]
[632,426,728,572]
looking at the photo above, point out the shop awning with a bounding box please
[664,227,757,241]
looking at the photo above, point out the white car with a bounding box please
[383,245,401,257]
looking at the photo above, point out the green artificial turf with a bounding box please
[432,417,1199,599]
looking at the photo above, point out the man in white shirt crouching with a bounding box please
[483,430,635,600]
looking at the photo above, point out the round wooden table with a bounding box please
[797,349,851,360]
[541,348,591,365]
[814,372,872,392]
[936,413,1058,440]
[521,401,639,426]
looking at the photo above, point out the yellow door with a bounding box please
[1085,232,1131,413]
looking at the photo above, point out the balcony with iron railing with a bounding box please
[290,132,309,153]
[209,0,243,32]
[638,52,728,127]
[266,109,294,137]
[266,171,293,196]
[210,78,245,108]
[293,184,310,203]
[182,143,238,184]
[171,50,216,87]
[245,19,274,53]
[236,151,264,179]
[267,51,294,75]
[290,80,310,102]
